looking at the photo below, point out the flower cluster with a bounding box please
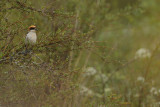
[135,48,151,59]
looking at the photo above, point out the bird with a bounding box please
[25,25,37,53]
[25,25,37,45]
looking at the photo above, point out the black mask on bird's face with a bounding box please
[29,27,36,30]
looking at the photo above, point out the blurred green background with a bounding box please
[1,0,160,107]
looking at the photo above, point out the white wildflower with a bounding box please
[135,48,151,59]
[95,74,108,83]
[80,85,102,98]
[150,87,156,93]
[80,85,93,96]
[137,76,145,82]
[84,67,97,76]
[150,87,158,95]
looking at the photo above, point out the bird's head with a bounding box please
[28,25,36,31]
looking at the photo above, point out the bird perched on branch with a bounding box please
[25,25,37,52]
[25,25,37,45]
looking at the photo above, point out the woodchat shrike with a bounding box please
[25,25,37,52]
[25,25,37,45]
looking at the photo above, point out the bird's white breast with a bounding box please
[26,31,37,44]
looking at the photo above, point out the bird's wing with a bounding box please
[25,34,29,44]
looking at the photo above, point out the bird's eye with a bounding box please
[30,27,36,30]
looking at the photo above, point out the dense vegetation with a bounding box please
[1,0,160,107]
